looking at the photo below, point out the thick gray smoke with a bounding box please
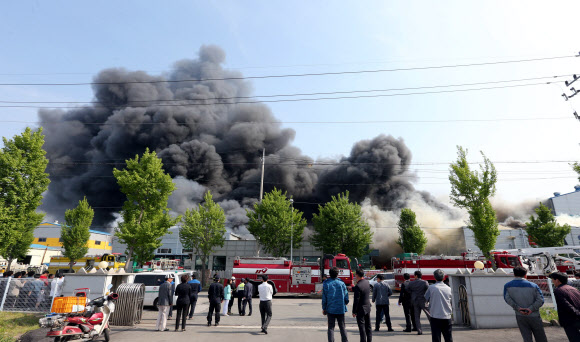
[39,45,446,235]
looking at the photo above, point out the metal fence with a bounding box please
[0,277,55,313]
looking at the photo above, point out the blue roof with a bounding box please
[39,222,111,236]
[30,244,59,250]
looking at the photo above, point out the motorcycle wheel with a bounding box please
[103,328,110,342]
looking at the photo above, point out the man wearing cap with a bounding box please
[258,275,274,334]
[155,274,174,331]
[207,275,225,326]
[236,277,246,316]
[228,276,236,315]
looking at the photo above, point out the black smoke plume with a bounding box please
[39,45,438,230]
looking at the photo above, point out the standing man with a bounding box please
[228,276,236,315]
[207,275,224,326]
[425,269,453,342]
[405,270,429,335]
[155,274,174,332]
[372,274,393,332]
[322,266,349,342]
[503,266,547,342]
[236,278,246,316]
[258,275,274,334]
[353,269,372,342]
[548,272,580,341]
[242,278,254,316]
[187,273,201,319]
[398,273,416,332]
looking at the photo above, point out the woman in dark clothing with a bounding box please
[175,274,192,332]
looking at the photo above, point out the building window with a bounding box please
[157,248,172,254]
[38,238,47,242]
[212,256,226,271]
[58,238,63,243]
[94,241,101,245]
[182,249,193,253]
[195,256,209,270]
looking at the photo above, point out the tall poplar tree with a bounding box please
[526,203,571,247]
[62,197,94,271]
[396,208,428,254]
[0,128,50,271]
[180,191,226,286]
[114,149,180,271]
[449,146,499,260]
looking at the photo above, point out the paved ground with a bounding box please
[28,294,568,342]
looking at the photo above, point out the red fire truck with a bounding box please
[392,252,508,290]
[232,254,353,294]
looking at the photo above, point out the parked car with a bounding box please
[368,272,395,291]
[133,270,194,309]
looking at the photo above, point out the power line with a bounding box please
[0,74,569,105]
[0,81,563,109]
[0,55,575,87]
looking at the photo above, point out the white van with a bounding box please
[133,270,194,308]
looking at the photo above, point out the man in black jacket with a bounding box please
[207,275,224,326]
[549,272,580,341]
[405,270,429,335]
[187,273,201,319]
[353,268,372,342]
[242,278,254,316]
[398,273,417,332]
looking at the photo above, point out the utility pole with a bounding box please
[290,198,294,263]
[259,148,265,202]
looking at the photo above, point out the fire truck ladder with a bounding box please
[458,284,471,326]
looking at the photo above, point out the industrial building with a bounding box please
[33,221,113,255]
[548,185,580,216]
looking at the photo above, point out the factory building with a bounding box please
[33,222,113,256]
[548,186,580,216]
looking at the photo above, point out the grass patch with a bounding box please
[0,312,40,342]
[540,306,559,322]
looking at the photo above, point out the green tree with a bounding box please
[62,197,94,271]
[113,148,180,271]
[526,203,571,247]
[0,128,50,271]
[246,188,306,257]
[449,146,499,260]
[396,208,428,254]
[311,192,373,258]
[180,191,226,286]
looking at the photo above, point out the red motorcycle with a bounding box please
[40,287,118,342]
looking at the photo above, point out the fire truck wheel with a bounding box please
[103,328,110,342]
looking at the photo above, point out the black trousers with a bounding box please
[207,302,221,324]
[228,294,235,313]
[356,312,372,342]
[563,321,580,342]
[375,305,392,330]
[242,297,252,315]
[402,302,417,330]
[327,313,348,342]
[188,296,197,318]
[429,318,453,342]
[413,301,427,332]
[237,295,244,314]
[175,302,188,330]
[259,300,273,331]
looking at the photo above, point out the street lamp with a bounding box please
[290,198,294,263]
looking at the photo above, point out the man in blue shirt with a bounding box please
[322,266,349,342]
[187,273,201,319]
[503,266,547,342]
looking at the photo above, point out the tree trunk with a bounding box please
[124,247,134,272]
[201,255,208,287]
[6,257,13,272]
[69,261,74,273]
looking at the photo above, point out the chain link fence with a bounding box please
[526,277,556,307]
[0,277,56,313]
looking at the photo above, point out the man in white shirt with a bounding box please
[258,275,274,334]
[424,269,453,342]
[50,273,64,298]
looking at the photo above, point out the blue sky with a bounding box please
[1,1,580,204]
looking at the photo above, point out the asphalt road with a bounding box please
[27,293,568,342]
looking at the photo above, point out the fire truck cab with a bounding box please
[232,254,352,294]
